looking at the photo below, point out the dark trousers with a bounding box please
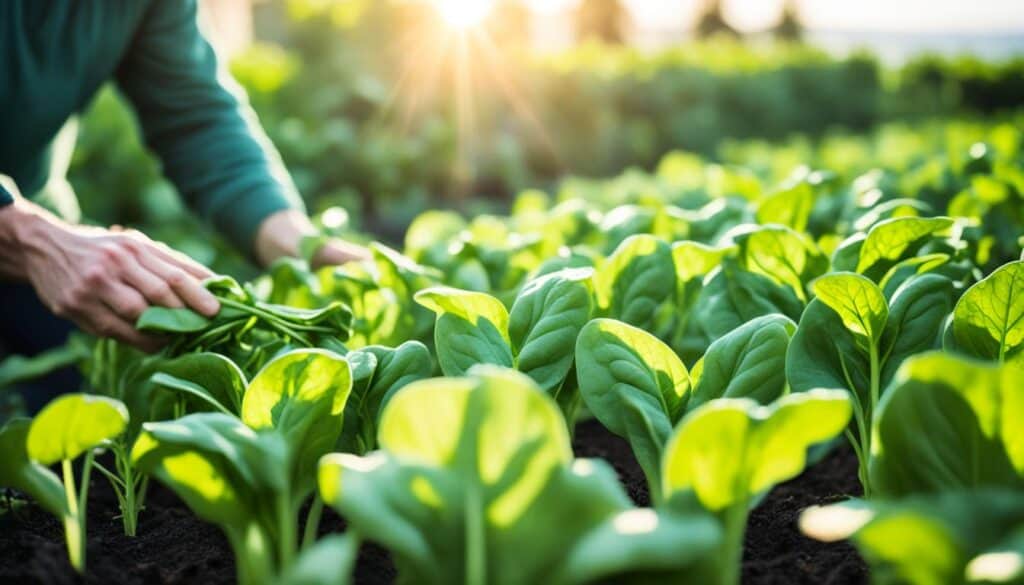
[0,282,80,413]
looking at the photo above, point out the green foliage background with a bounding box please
[64,0,1024,273]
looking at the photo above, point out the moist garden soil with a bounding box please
[0,420,866,585]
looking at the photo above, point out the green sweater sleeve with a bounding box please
[0,184,11,207]
[115,0,304,256]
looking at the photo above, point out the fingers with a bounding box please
[103,281,151,323]
[120,229,214,279]
[120,261,185,310]
[135,252,220,317]
[76,304,163,353]
[312,240,373,269]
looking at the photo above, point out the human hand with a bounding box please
[255,208,370,268]
[2,201,220,350]
[309,239,372,269]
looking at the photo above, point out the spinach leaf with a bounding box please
[318,366,721,585]
[949,260,1024,364]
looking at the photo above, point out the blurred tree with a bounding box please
[694,0,740,39]
[487,0,531,47]
[772,0,804,42]
[575,0,629,44]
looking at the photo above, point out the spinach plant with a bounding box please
[415,267,594,421]
[575,314,796,496]
[0,394,129,573]
[868,351,1023,498]
[132,349,353,584]
[786,272,955,496]
[318,366,723,585]
[801,490,1024,585]
[661,390,852,585]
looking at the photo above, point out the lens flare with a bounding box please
[435,0,495,29]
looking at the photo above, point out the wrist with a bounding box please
[0,199,62,280]
[254,209,318,267]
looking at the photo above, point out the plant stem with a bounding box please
[863,344,881,498]
[301,497,324,550]
[277,495,296,570]
[718,500,748,585]
[217,299,314,346]
[465,485,486,585]
[115,444,139,536]
[61,459,85,573]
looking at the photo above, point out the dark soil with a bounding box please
[0,421,866,585]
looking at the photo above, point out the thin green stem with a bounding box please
[62,459,85,573]
[79,450,94,537]
[301,497,325,551]
[465,485,486,585]
[115,444,140,537]
[217,299,315,346]
[277,495,296,570]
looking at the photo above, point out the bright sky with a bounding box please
[524,0,1024,33]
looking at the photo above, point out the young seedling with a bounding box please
[23,394,129,573]
[575,314,796,496]
[318,366,723,585]
[132,349,353,584]
[786,272,954,496]
[415,267,595,423]
[661,390,852,585]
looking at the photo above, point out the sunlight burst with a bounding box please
[435,0,495,29]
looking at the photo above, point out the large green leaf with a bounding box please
[661,390,851,510]
[811,272,888,351]
[508,268,594,394]
[688,314,796,411]
[338,342,434,454]
[575,319,690,492]
[596,235,676,331]
[319,366,719,585]
[671,241,732,285]
[692,257,804,343]
[756,179,814,232]
[870,352,1024,497]
[27,394,129,464]
[801,490,1024,585]
[879,274,955,384]
[951,260,1024,363]
[857,216,955,280]
[132,412,289,529]
[416,287,513,376]
[0,418,67,517]
[786,298,871,402]
[151,352,248,414]
[735,225,828,302]
[242,350,352,491]
[136,306,211,333]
